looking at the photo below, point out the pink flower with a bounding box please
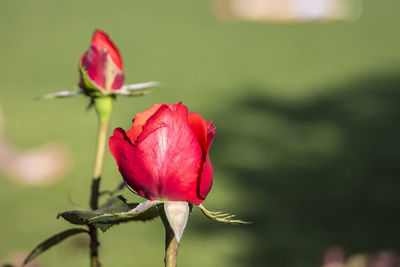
[79,29,124,94]
[109,103,215,204]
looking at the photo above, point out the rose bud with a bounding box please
[43,30,158,99]
[109,103,215,204]
[79,29,124,95]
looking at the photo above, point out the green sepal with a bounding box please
[58,196,160,232]
[198,204,251,224]
[163,201,190,243]
[79,63,104,97]
[114,81,159,96]
[23,228,89,266]
[88,200,161,232]
[40,90,83,99]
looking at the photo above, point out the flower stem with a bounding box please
[160,206,179,267]
[89,96,114,267]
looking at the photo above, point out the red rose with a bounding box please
[79,29,124,94]
[109,103,215,204]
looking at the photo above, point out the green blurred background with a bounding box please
[1,0,400,266]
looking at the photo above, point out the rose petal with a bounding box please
[111,70,125,91]
[126,104,162,143]
[82,45,107,90]
[110,104,206,204]
[188,113,208,152]
[92,29,123,70]
[109,128,151,198]
[206,120,216,151]
[198,154,213,199]
[198,120,215,199]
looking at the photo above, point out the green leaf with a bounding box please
[58,195,130,225]
[98,195,129,211]
[198,204,252,225]
[89,200,161,232]
[58,196,160,232]
[23,228,88,266]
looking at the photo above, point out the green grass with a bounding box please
[1,0,400,266]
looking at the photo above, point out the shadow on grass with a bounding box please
[194,71,400,267]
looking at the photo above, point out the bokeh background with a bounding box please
[1,0,400,266]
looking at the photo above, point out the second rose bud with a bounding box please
[79,29,125,95]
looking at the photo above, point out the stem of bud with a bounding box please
[88,96,114,267]
[160,205,179,267]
